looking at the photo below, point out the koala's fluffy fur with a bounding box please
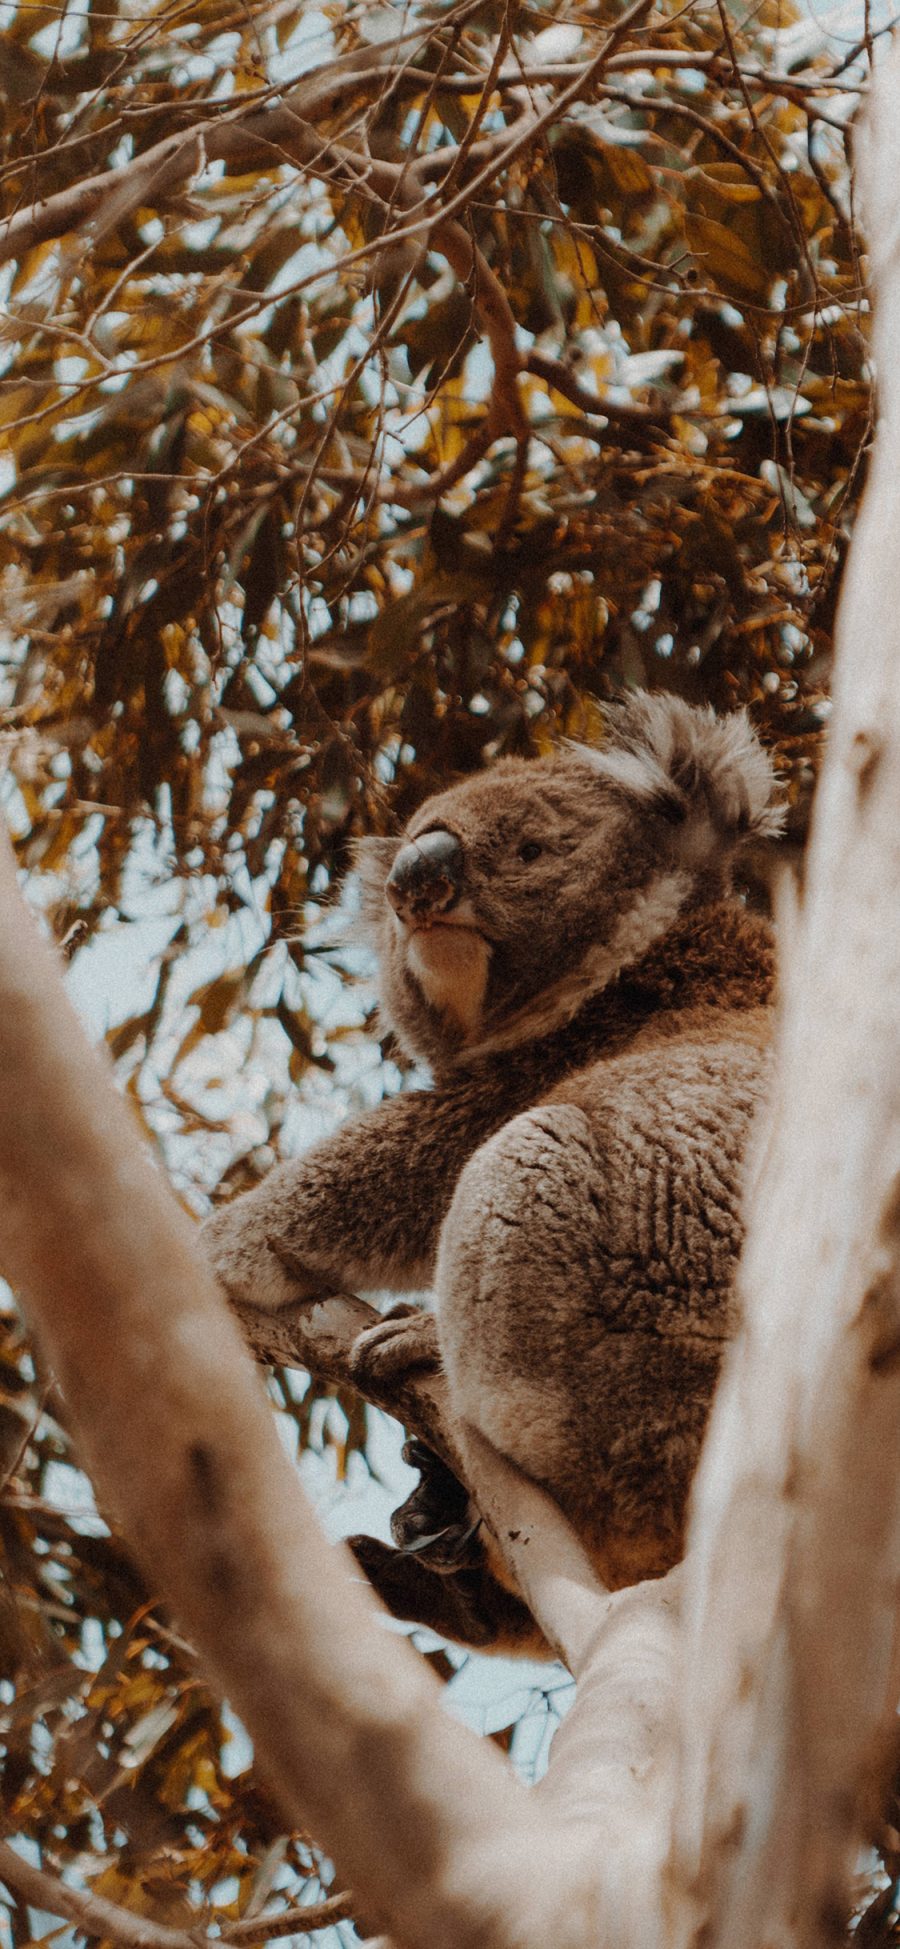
[203,694,782,1651]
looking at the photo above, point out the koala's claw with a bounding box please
[399,1516,484,1570]
[349,1309,441,1388]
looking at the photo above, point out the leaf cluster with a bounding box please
[0,0,869,971]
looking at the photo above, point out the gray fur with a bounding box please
[574,693,784,842]
[202,696,782,1637]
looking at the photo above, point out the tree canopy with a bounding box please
[0,0,886,1941]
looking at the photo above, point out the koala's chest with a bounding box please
[406,927,491,1036]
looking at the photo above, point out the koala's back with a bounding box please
[437,995,771,1589]
[551,1009,769,1352]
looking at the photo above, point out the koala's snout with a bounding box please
[387,830,464,920]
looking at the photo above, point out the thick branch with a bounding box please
[0,832,597,1949]
[236,1292,460,1468]
[667,41,900,1949]
[458,1422,611,1674]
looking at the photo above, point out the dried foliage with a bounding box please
[0,1302,351,1939]
[0,0,884,1938]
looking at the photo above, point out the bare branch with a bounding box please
[221,1894,355,1942]
[524,349,673,433]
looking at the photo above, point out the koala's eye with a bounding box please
[518,841,543,864]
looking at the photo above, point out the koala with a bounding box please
[203,694,782,1654]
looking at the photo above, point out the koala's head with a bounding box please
[356,695,783,1070]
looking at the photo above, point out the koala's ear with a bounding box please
[574,693,785,855]
[352,835,401,928]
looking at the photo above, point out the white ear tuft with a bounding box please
[575,693,785,847]
[352,835,401,935]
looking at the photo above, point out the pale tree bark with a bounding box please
[2,40,900,1949]
[665,55,900,1946]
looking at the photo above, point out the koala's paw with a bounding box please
[349,1307,440,1389]
[347,1533,541,1652]
[346,1535,492,1645]
[201,1204,316,1313]
[391,1439,482,1571]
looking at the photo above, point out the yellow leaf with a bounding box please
[0,386,40,429]
[602,144,653,196]
[688,163,763,207]
[683,212,771,301]
[10,238,59,295]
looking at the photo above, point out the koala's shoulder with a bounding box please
[622,904,776,1015]
[537,900,774,1122]
[538,1011,772,1199]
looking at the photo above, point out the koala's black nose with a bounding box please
[387,830,464,917]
